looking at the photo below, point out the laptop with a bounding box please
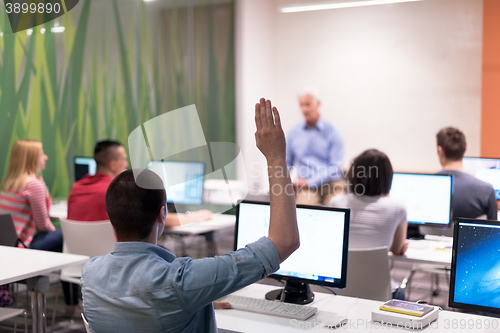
[0,214,25,247]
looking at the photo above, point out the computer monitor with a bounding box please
[390,173,453,226]
[235,200,350,305]
[147,161,204,206]
[74,157,97,182]
[449,218,500,315]
[463,157,500,200]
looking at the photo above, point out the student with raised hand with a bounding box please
[0,139,61,250]
[81,98,299,332]
[329,149,408,299]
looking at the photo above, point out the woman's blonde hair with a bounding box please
[1,139,44,192]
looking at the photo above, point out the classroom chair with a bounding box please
[0,308,28,333]
[81,313,92,333]
[52,219,115,327]
[317,247,392,302]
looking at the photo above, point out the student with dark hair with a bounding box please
[436,127,496,220]
[81,99,300,332]
[68,140,128,221]
[329,149,407,299]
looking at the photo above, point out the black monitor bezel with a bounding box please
[392,172,453,226]
[449,218,500,314]
[235,200,350,289]
[147,160,205,205]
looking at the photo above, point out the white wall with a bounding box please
[236,0,483,191]
[235,0,276,193]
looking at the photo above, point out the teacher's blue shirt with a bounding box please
[286,117,344,187]
[81,237,280,333]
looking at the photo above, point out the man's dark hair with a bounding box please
[94,140,123,168]
[347,149,393,196]
[436,127,466,161]
[106,169,166,241]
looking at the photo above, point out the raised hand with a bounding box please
[254,98,286,163]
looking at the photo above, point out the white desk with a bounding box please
[166,214,235,235]
[391,235,453,265]
[164,215,235,256]
[49,200,68,220]
[0,246,89,333]
[216,283,500,332]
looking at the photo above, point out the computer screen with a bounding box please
[235,201,350,304]
[463,157,500,200]
[147,161,204,205]
[390,173,453,226]
[74,157,97,182]
[449,218,500,315]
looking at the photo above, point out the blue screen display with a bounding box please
[453,222,500,309]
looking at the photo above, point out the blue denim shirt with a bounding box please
[81,237,280,333]
[286,117,344,187]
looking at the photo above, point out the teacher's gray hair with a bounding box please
[297,87,320,102]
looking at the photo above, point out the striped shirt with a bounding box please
[0,177,55,247]
[329,194,406,250]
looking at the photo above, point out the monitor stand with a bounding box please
[407,225,425,240]
[265,280,314,305]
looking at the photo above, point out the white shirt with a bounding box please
[330,194,406,250]
[330,194,407,292]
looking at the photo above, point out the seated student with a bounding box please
[0,139,61,250]
[68,140,128,221]
[0,139,78,311]
[81,99,299,332]
[436,127,497,220]
[329,149,408,300]
[68,140,212,225]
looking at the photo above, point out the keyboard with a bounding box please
[217,294,318,320]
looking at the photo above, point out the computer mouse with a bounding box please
[323,315,348,329]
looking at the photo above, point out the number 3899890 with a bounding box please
[5,2,62,14]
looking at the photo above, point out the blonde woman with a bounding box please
[0,139,62,251]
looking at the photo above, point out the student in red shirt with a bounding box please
[68,140,212,224]
[68,141,127,221]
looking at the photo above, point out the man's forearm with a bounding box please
[267,157,299,262]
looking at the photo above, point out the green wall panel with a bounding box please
[0,0,235,198]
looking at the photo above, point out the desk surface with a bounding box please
[50,200,68,220]
[216,283,499,332]
[391,235,453,265]
[0,246,89,284]
[164,214,235,235]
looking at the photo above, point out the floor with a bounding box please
[0,228,459,332]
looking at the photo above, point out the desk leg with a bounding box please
[31,292,38,333]
[27,276,50,333]
[204,231,217,257]
[38,292,47,333]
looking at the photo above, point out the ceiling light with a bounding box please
[280,0,422,13]
[51,27,65,33]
